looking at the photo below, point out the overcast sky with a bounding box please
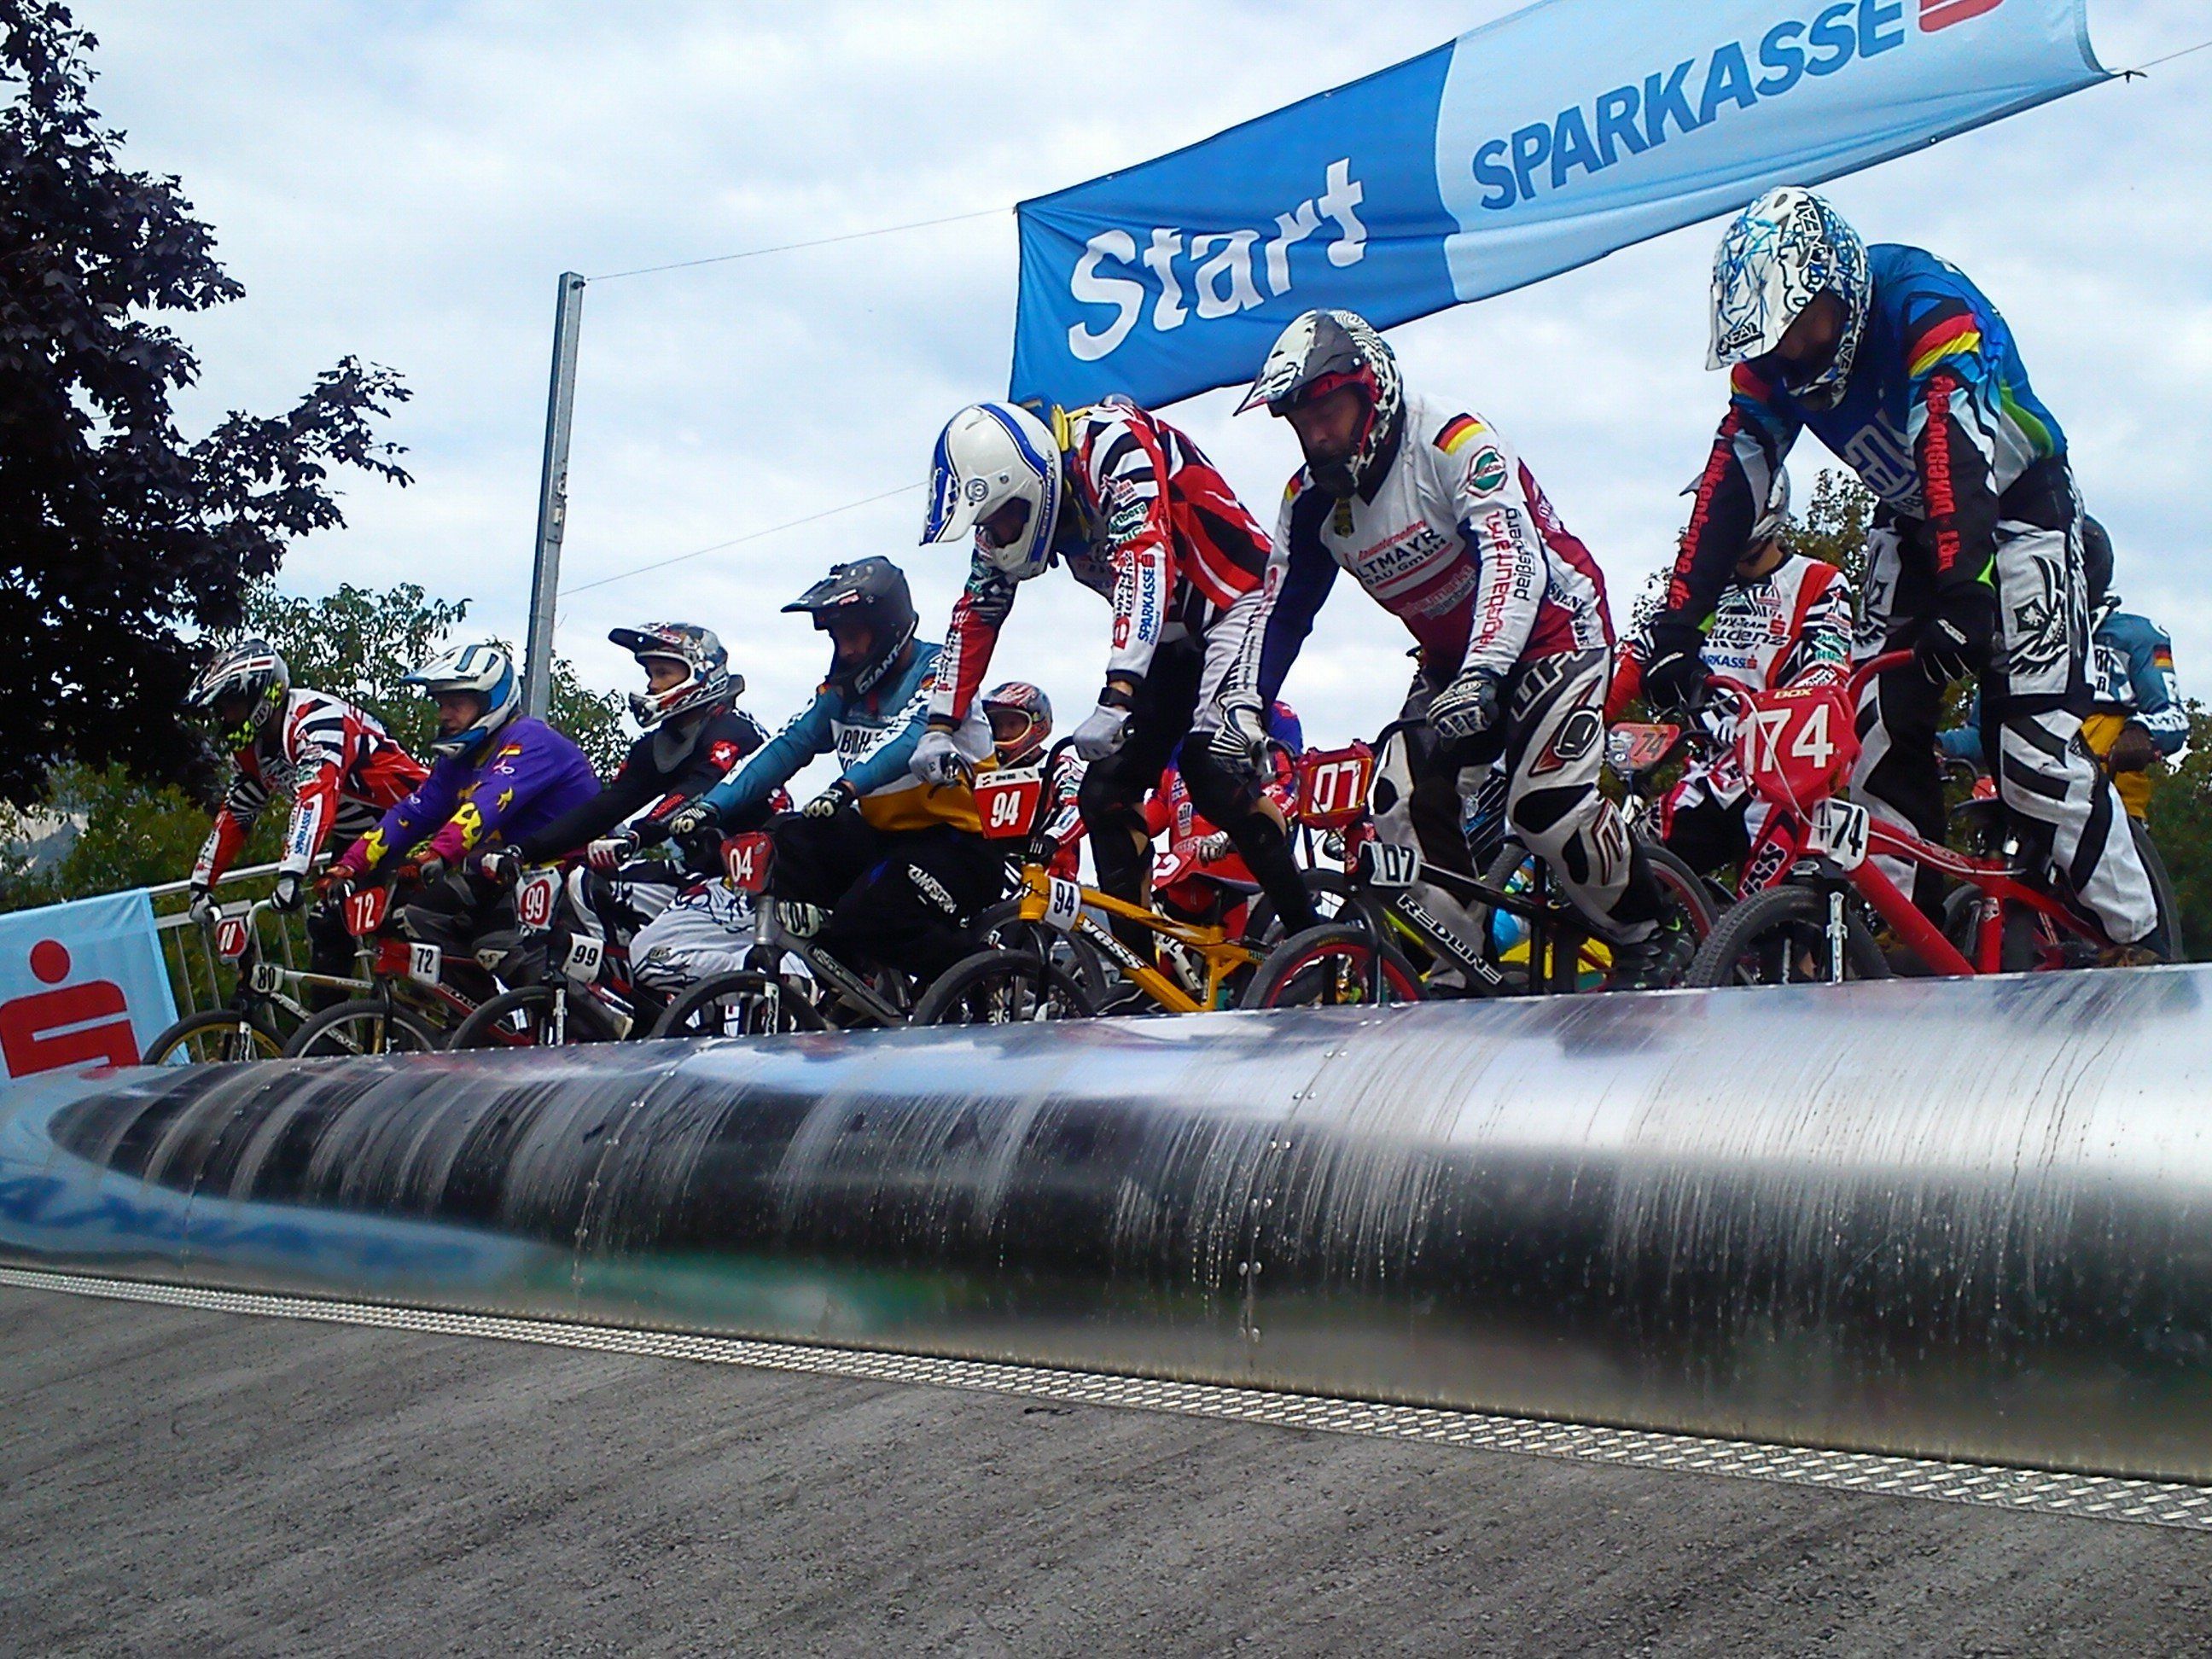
[79,1,2212,792]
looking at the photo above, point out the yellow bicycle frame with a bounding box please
[1011,864,1258,1014]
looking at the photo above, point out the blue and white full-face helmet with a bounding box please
[1708,186,1870,410]
[923,402,1066,581]
[402,641,520,758]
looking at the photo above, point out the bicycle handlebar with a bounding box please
[1704,649,1918,712]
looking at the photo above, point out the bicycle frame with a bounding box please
[981,740,1259,1014]
[1717,650,2112,977]
[203,897,371,1031]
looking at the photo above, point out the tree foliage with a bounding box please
[0,1,411,804]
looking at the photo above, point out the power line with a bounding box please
[2121,36,2212,78]
[589,207,1008,282]
[557,481,924,597]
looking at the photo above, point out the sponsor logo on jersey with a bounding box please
[710,739,740,770]
[1464,445,1510,496]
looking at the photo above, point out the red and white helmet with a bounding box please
[187,637,290,749]
[981,680,1053,765]
[608,622,735,730]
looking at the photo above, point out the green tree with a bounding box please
[2145,705,2211,958]
[0,3,412,805]
[0,581,629,913]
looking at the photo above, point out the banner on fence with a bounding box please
[0,889,178,1081]
[1011,0,2105,408]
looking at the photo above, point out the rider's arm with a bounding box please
[273,708,353,879]
[928,557,1016,728]
[1665,367,1802,627]
[2120,617,2189,756]
[1901,294,2005,592]
[701,690,836,817]
[1453,433,1549,678]
[335,761,459,877]
[190,764,265,888]
[1244,482,1338,707]
[1087,410,1178,688]
[1604,633,1647,722]
[516,736,654,863]
[840,674,937,798]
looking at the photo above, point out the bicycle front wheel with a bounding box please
[1686,884,1891,988]
[281,999,447,1057]
[450,985,623,1050]
[649,971,828,1039]
[143,1009,284,1067]
[1240,923,1423,1011]
[912,949,1096,1025]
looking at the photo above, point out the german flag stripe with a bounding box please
[1435,414,1485,455]
[2154,646,2175,669]
[1908,312,1982,379]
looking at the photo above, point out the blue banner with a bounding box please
[0,889,178,1083]
[1013,0,2104,409]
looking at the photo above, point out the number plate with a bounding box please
[560,934,605,984]
[213,916,251,962]
[406,942,442,987]
[1606,722,1680,776]
[515,868,561,930]
[723,831,775,894]
[1045,876,1084,933]
[1737,684,1860,806]
[248,962,284,998]
[1296,743,1377,830]
[1807,798,1871,870]
[1359,840,1422,889]
[975,767,1045,841]
[344,886,391,938]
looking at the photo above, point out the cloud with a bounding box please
[75,0,2212,798]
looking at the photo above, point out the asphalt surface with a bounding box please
[3,1287,2209,1656]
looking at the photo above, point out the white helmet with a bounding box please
[402,642,520,758]
[923,402,1065,580]
[1708,186,1870,410]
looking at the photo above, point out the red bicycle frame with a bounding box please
[1717,650,2109,975]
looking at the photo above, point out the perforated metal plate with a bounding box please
[8,1264,2210,1533]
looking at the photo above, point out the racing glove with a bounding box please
[911,726,970,787]
[474,847,523,887]
[1072,703,1132,762]
[2107,721,2160,774]
[318,869,358,904]
[585,834,636,872]
[187,884,216,927]
[664,798,721,843]
[1194,830,1233,864]
[1917,578,1997,686]
[1639,619,1708,714]
[802,781,857,819]
[1429,666,1505,742]
[270,872,306,913]
[1208,693,1271,777]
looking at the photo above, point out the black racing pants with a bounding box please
[770,812,1004,985]
[1076,639,1320,952]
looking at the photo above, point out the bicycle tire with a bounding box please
[1239,923,1424,1011]
[911,948,1096,1025]
[1641,841,1720,939]
[648,970,829,1039]
[1243,867,1362,945]
[1685,884,1891,988]
[449,984,623,1050]
[281,999,447,1057]
[971,897,1111,1004]
[2133,819,2186,961]
[143,1009,284,1067]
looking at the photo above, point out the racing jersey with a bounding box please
[1236,393,1612,705]
[1670,243,2067,626]
[704,639,993,834]
[515,704,769,862]
[333,717,601,877]
[930,399,1271,723]
[1609,550,1851,719]
[2092,610,2188,757]
[1144,746,1298,894]
[192,690,427,888]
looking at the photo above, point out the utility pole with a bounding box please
[521,271,585,718]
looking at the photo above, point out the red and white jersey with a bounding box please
[1232,393,1612,704]
[192,690,428,885]
[933,399,1272,723]
[1607,551,1852,720]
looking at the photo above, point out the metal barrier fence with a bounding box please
[146,863,306,1019]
